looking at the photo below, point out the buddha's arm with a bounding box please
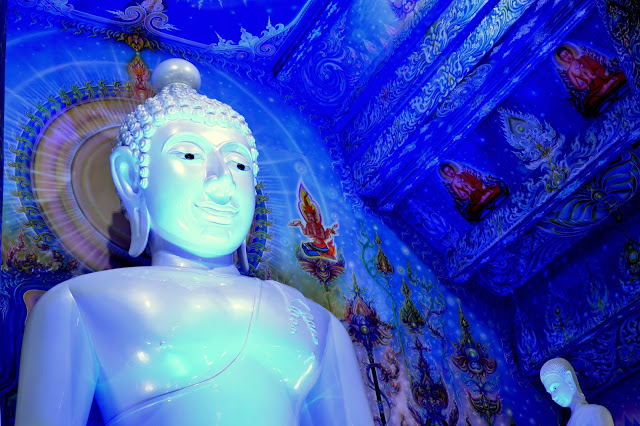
[16,284,98,426]
[301,315,373,426]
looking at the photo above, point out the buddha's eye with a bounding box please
[227,159,250,172]
[169,144,204,161]
[169,150,203,161]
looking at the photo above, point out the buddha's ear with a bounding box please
[564,370,577,391]
[110,146,150,257]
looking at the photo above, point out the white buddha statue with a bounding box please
[16,59,373,426]
[540,358,613,426]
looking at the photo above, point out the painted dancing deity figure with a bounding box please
[288,186,338,260]
[16,59,373,426]
[540,358,613,426]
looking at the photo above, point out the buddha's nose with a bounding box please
[204,173,236,203]
[204,156,236,204]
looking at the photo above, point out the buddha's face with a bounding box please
[559,49,575,63]
[542,373,575,408]
[144,120,255,258]
[443,166,455,178]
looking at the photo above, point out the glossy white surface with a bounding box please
[18,267,371,425]
[150,58,201,92]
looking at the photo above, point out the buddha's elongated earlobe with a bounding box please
[128,200,150,257]
[236,239,249,274]
[110,147,150,257]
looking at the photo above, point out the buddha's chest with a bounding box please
[72,276,325,414]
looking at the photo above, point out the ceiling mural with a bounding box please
[17,0,322,61]
[2,0,640,423]
[393,3,640,288]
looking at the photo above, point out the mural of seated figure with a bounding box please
[554,43,628,117]
[540,358,613,426]
[15,59,373,426]
[439,161,509,222]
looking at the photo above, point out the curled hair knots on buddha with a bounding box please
[114,58,259,188]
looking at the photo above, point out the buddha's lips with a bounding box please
[194,202,238,224]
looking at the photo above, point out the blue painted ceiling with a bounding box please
[12,0,640,398]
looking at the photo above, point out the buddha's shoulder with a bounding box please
[570,404,613,425]
[26,270,126,316]
[577,404,611,414]
[32,269,142,307]
[61,267,160,292]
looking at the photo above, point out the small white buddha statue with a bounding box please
[16,59,373,426]
[540,358,613,426]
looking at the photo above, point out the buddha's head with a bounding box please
[540,358,585,408]
[440,163,456,179]
[110,58,259,262]
[556,46,576,64]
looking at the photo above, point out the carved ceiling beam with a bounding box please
[265,0,452,132]
[348,0,538,199]
[372,0,595,211]
[351,0,592,206]
[338,0,499,163]
[321,0,455,132]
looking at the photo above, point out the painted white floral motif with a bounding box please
[500,108,565,171]
[16,0,73,15]
[18,0,289,60]
[107,0,178,31]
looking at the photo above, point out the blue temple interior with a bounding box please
[1,0,639,424]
